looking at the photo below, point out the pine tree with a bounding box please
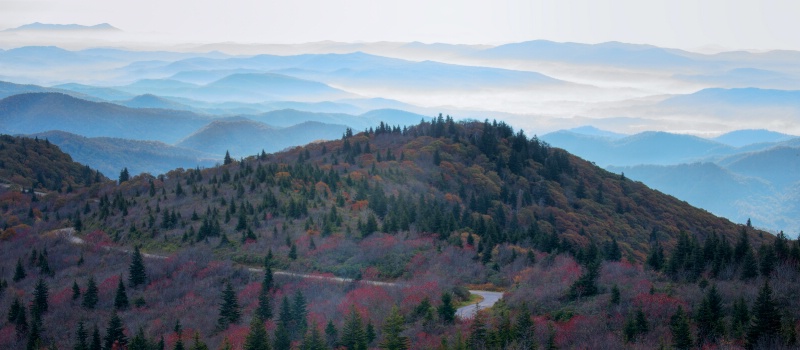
[468,306,487,349]
[90,324,102,350]
[114,278,129,310]
[189,332,209,350]
[217,282,241,329]
[83,276,99,309]
[740,249,758,280]
[380,305,409,350]
[301,323,327,350]
[74,320,89,350]
[341,306,367,350]
[244,316,270,350]
[696,284,723,344]
[224,151,233,165]
[670,306,693,350]
[72,280,82,300]
[747,280,782,347]
[129,246,147,288]
[731,296,750,339]
[119,168,130,183]
[610,284,621,305]
[365,321,376,345]
[13,257,26,282]
[255,282,272,321]
[325,320,338,349]
[437,292,456,324]
[293,291,308,337]
[14,304,28,338]
[31,278,48,317]
[26,310,42,350]
[568,260,600,299]
[129,327,150,350]
[104,312,127,350]
[515,304,536,348]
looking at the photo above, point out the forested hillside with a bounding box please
[0,119,797,350]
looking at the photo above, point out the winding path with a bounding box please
[456,290,505,319]
[54,227,503,315]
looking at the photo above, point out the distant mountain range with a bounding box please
[544,125,800,233]
[29,130,218,177]
[4,22,120,31]
[0,90,430,175]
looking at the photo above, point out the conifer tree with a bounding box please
[244,316,270,350]
[341,306,367,350]
[129,327,150,350]
[670,306,693,350]
[380,305,409,350]
[103,312,127,350]
[189,332,208,350]
[437,292,456,324]
[129,246,147,288]
[83,276,99,309]
[731,296,750,339]
[31,278,48,317]
[740,249,758,280]
[301,323,327,350]
[74,320,89,350]
[13,258,26,282]
[90,324,102,350]
[325,320,338,349]
[217,282,241,329]
[72,280,81,300]
[515,304,536,348]
[293,291,308,337]
[224,151,233,165]
[696,284,723,344]
[114,278,129,310]
[747,280,782,347]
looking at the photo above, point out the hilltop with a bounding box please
[0,119,793,350]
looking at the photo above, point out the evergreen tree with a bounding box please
[468,307,487,349]
[273,322,291,350]
[119,168,130,183]
[114,278,129,310]
[255,281,272,321]
[103,312,128,350]
[31,278,48,317]
[13,258,26,282]
[380,305,409,350]
[325,320,338,349]
[341,306,367,350]
[82,276,99,309]
[129,246,147,288]
[25,311,42,350]
[301,323,327,350]
[740,249,758,280]
[670,306,693,350]
[224,151,233,165]
[217,282,241,328]
[129,327,150,350]
[759,244,777,277]
[72,280,81,300]
[244,316,270,350]
[293,291,308,337]
[568,260,599,299]
[696,284,724,344]
[515,304,536,348]
[189,332,209,350]
[90,324,102,350]
[437,292,456,324]
[747,280,782,347]
[731,296,750,339]
[74,320,89,350]
[365,321,376,345]
[610,284,621,305]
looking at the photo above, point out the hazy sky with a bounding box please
[2,0,800,50]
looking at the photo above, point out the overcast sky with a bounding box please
[2,0,800,51]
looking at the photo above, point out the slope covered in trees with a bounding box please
[1,120,796,350]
